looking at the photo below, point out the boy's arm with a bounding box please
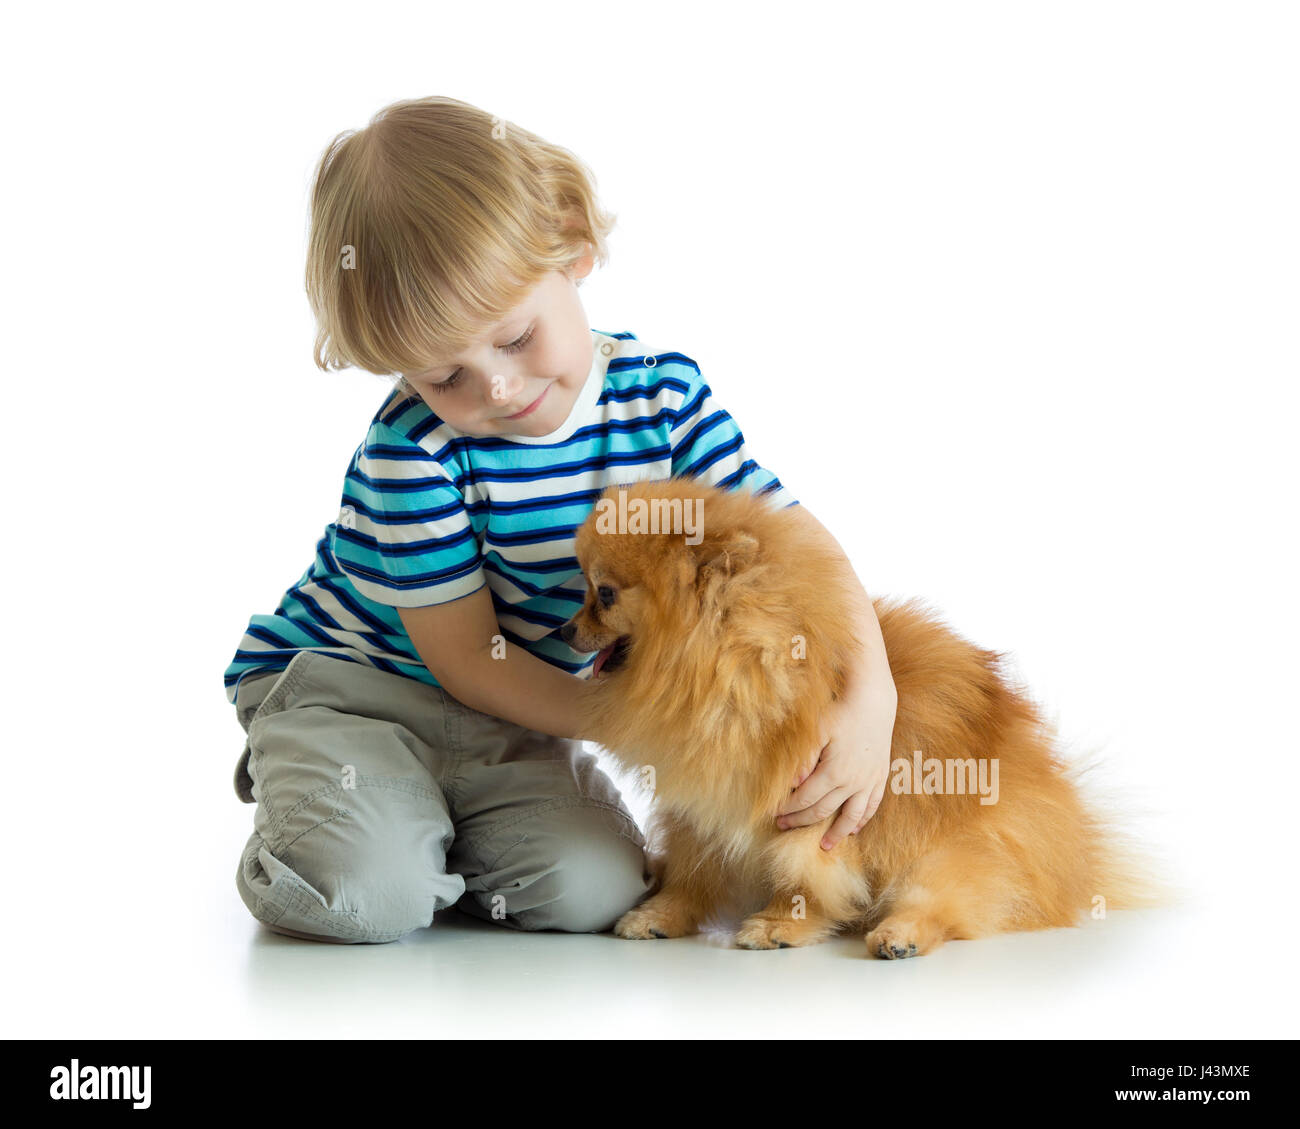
[786,503,895,702]
[398,588,587,739]
[778,503,898,846]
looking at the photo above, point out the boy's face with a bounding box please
[402,250,597,438]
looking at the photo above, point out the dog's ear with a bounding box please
[703,532,759,577]
[672,531,759,590]
[692,531,760,587]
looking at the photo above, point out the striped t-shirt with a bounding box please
[223,328,800,705]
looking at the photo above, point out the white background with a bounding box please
[2,0,1296,1040]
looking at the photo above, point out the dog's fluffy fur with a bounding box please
[566,478,1166,958]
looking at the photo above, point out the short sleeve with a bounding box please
[668,360,799,509]
[331,427,487,607]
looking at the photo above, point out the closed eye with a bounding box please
[428,326,536,393]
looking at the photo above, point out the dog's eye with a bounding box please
[597,584,616,608]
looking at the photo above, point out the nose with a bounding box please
[559,619,576,645]
[485,369,525,407]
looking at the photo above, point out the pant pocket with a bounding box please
[232,651,317,803]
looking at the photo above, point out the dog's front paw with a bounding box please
[614,902,686,940]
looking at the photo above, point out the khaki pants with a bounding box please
[232,650,654,943]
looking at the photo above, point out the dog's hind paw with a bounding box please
[734,914,832,950]
[734,919,790,950]
[866,915,941,959]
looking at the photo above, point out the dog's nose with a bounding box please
[559,620,576,645]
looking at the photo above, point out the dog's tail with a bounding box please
[1065,743,1185,912]
[1087,824,1180,911]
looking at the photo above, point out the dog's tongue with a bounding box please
[592,642,616,679]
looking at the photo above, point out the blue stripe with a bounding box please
[677,431,746,478]
[333,523,478,559]
[313,575,395,635]
[356,631,416,659]
[369,654,404,676]
[340,556,485,592]
[283,586,344,632]
[244,625,297,651]
[348,468,463,493]
[335,497,465,525]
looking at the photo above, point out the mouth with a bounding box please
[592,636,630,679]
[504,385,549,420]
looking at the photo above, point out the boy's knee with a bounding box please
[236,828,465,943]
[497,806,655,933]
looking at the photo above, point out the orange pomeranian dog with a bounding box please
[562,477,1165,958]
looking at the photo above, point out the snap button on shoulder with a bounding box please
[600,342,613,355]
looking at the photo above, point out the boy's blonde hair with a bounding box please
[305,96,616,376]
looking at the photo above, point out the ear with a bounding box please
[697,532,760,593]
[672,531,760,590]
[565,241,595,283]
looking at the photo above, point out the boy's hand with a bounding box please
[775,689,894,850]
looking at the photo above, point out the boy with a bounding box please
[225,96,898,943]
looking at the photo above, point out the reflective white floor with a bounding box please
[6,728,1292,1041]
[11,881,1282,1040]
